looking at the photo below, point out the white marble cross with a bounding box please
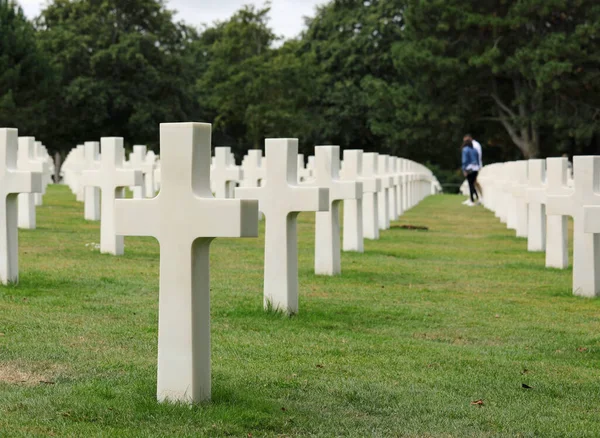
[361,153,381,240]
[297,154,313,182]
[310,146,361,275]
[17,137,44,229]
[547,156,600,297]
[395,158,404,217]
[525,159,546,252]
[377,155,393,230]
[33,141,50,206]
[0,129,42,284]
[81,138,142,255]
[236,139,329,314]
[512,160,529,238]
[212,147,242,198]
[115,123,258,403]
[143,151,158,198]
[129,145,148,199]
[544,157,571,269]
[83,141,101,221]
[342,150,380,252]
[240,150,264,188]
[387,157,398,222]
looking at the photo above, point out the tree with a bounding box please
[36,0,200,154]
[388,0,600,159]
[0,0,55,142]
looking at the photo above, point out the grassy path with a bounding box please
[1,185,599,437]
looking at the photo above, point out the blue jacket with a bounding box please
[462,146,480,172]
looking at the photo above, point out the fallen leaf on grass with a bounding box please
[522,384,533,389]
[281,407,287,412]
[470,399,484,406]
[494,314,500,318]
[316,364,324,369]
[520,369,529,375]
[578,347,588,352]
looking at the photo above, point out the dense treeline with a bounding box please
[1,0,599,185]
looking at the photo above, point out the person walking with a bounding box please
[465,134,483,199]
[461,139,480,206]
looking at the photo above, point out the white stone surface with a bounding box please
[236,139,329,313]
[0,129,42,284]
[143,150,158,198]
[377,154,393,230]
[84,141,101,221]
[33,141,50,206]
[17,137,43,229]
[212,147,242,198]
[526,159,546,252]
[342,150,380,252]
[240,150,265,188]
[546,156,600,297]
[310,146,361,275]
[129,145,148,199]
[115,122,258,404]
[387,157,398,222]
[544,157,571,269]
[361,153,380,240]
[512,161,529,238]
[81,138,142,255]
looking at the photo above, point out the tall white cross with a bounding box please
[0,129,41,284]
[310,146,361,275]
[212,147,242,198]
[525,159,546,252]
[342,150,380,252]
[236,139,329,314]
[240,150,264,188]
[395,158,404,217]
[512,160,529,238]
[33,141,49,206]
[544,157,571,269]
[547,156,600,297]
[129,145,148,199]
[387,157,398,222]
[377,155,393,230]
[81,138,142,255]
[361,153,380,240]
[143,151,158,198]
[17,137,43,229]
[84,141,101,221]
[115,123,258,403]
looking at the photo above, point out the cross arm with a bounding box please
[115,198,162,237]
[8,170,42,194]
[584,206,600,234]
[116,169,143,189]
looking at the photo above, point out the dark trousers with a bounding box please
[467,171,479,202]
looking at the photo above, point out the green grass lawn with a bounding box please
[1,185,599,437]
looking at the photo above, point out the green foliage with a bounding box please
[0,0,55,139]
[1,0,599,179]
[35,0,200,153]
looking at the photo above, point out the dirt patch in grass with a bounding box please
[0,362,61,386]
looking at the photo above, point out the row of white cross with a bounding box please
[0,123,440,404]
[474,156,600,298]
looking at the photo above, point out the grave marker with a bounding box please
[311,146,361,274]
[236,139,329,313]
[547,156,600,297]
[0,129,42,284]
[81,138,142,255]
[342,150,380,251]
[115,122,259,403]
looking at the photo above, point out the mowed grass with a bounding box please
[1,185,600,437]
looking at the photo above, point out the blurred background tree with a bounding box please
[0,0,598,188]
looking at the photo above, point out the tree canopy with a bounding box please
[0,0,599,185]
